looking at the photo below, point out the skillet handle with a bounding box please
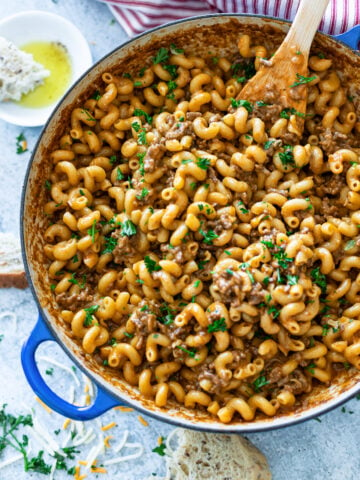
[21,314,121,420]
[334,25,360,50]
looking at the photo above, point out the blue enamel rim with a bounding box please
[20,13,360,432]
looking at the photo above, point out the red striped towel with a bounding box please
[95,0,360,37]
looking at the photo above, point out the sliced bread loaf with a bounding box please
[166,429,271,480]
[0,232,27,289]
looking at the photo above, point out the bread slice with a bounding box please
[0,233,27,289]
[166,429,271,480]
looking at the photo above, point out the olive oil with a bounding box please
[18,41,72,108]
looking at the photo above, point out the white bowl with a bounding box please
[0,10,92,127]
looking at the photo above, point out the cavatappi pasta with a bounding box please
[44,35,360,423]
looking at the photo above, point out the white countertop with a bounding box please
[0,1,359,479]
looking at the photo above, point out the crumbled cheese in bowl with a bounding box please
[0,36,49,102]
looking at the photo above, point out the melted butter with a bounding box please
[18,41,72,108]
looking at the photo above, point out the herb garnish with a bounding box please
[121,220,137,237]
[290,73,317,88]
[176,346,197,358]
[144,255,162,273]
[253,375,269,392]
[133,108,153,124]
[83,305,99,326]
[310,267,327,294]
[16,133,28,154]
[152,437,167,456]
[199,228,219,245]
[102,235,117,254]
[207,317,227,333]
[87,220,97,243]
[196,157,211,170]
[153,47,169,64]
[230,98,253,112]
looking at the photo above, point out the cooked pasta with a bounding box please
[43,35,360,423]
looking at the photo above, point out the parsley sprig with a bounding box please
[290,73,317,88]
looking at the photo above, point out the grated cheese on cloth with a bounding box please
[0,37,49,101]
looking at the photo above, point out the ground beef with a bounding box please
[282,131,300,145]
[56,288,94,312]
[186,112,202,121]
[314,174,343,196]
[318,128,350,154]
[111,230,137,263]
[320,197,344,217]
[165,121,192,140]
[248,283,266,305]
[198,371,230,394]
[212,270,251,305]
[252,104,282,124]
[143,143,165,173]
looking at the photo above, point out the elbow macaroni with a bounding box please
[43,35,360,424]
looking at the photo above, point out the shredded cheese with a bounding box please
[114,406,134,412]
[103,435,113,448]
[103,445,144,466]
[101,422,116,432]
[63,418,71,430]
[0,453,23,469]
[35,396,52,414]
[137,415,149,427]
[113,430,129,453]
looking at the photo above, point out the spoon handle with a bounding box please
[283,0,330,55]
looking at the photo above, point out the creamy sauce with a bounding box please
[17,41,72,108]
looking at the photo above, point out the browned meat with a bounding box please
[56,288,94,312]
[252,103,282,124]
[314,174,343,196]
[318,128,350,154]
[112,230,137,263]
[165,121,192,140]
[143,143,166,173]
[186,112,202,121]
[248,283,266,305]
[211,270,251,305]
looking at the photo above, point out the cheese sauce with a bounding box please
[17,41,72,108]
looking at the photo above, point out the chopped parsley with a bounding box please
[102,235,117,254]
[207,317,227,333]
[290,73,317,88]
[256,101,269,107]
[273,248,293,268]
[121,220,137,237]
[133,108,153,124]
[144,255,162,273]
[264,140,275,150]
[87,220,97,243]
[137,128,147,145]
[253,375,269,392]
[137,151,146,175]
[310,267,327,294]
[152,437,167,456]
[16,133,28,154]
[305,362,316,374]
[45,368,54,375]
[280,107,307,119]
[133,81,143,87]
[44,180,51,190]
[196,157,211,170]
[237,200,249,214]
[83,305,99,326]
[193,280,200,288]
[170,43,184,54]
[260,240,275,249]
[116,167,124,181]
[153,47,169,64]
[287,274,299,286]
[278,145,295,167]
[91,90,101,101]
[230,98,253,113]
[136,188,149,200]
[176,345,197,358]
[199,228,219,245]
[344,239,356,251]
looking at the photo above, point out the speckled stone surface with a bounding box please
[0,1,360,479]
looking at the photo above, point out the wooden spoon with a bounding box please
[238,0,330,136]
